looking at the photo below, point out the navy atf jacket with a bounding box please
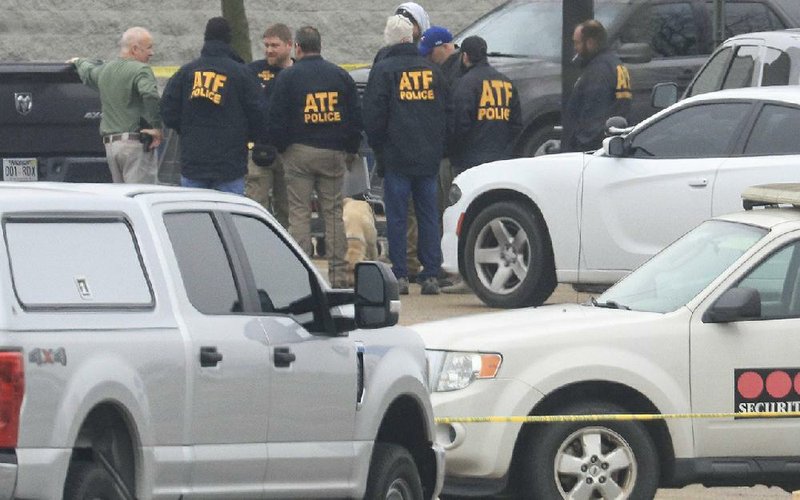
[267,55,362,154]
[363,43,448,177]
[449,61,522,173]
[562,49,632,153]
[161,40,264,181]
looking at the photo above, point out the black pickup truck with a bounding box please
[0,63,183,185]
[0,63,111,183]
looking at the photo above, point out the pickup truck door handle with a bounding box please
[274,347,296,368]
[688,178,708,188]
[200,346,223,367]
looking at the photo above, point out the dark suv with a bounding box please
[353,0,800,157]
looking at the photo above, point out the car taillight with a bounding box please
[0,352,24,448]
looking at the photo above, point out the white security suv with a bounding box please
[0,183,443,500]
[445,86,800,308]
[418,183,800,498]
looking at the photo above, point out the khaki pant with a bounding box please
[245,153,289,228]
[104,139,157,184]
[283,144,348,287]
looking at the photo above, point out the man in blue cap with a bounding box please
[419,25,461,89]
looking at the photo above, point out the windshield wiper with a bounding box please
[486,51,528,58]
[590,297,631,310]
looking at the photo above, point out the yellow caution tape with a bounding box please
[436,411,800,424]
[152,62,369,79]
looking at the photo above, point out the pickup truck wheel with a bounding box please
[64,461,123,500]
[464,201,555,308]
[520,122,560,157]
[519,402,659,500]
[365,442,424,500]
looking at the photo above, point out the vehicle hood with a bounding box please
[488,56,560,80]
[454,152,586,194]
[413,303,664,352]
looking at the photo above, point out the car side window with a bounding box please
[707,1,787,37]
[230,214,319,327]
[164,212,241,314]
[621,3,699,57]
[722,45,759,89]
[687,46,734,97]
[628,103,750,158]
[761,48,791,86]
[737,241,800,319]
[743,104,800,156]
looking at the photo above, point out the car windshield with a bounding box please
[597,220,767,313]
[456,1,626,60]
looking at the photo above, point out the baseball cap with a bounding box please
[461,35,488,63]
[419,26,453,57]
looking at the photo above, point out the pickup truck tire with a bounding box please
[519,401,659,500]
[63,461,123,500]
[520,122,560,157]
[464,201,556,308]
[365,442,424,500]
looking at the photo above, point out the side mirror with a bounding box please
[702,287,761,323]
[605,116,630,136]
[618,43,652,64]
[651,82,679,109]
[355,261,400,328]
[603,135,626,157]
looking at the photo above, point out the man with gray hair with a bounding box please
[69,27,162,184]
[363,15,448,295]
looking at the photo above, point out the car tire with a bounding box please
[365,442,424,500]
[518,401,659,500]
[63,461,123,500]
[520,122,560,157]
[463,201,556,308]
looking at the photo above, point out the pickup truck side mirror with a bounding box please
[618,43,652,64]
[702,287,761,323]
[651,82,679,109]
[355,261,400,328]
[603,135,626,157]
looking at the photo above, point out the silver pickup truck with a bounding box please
[0,183,443,500]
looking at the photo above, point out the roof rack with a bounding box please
[742,183,800,210]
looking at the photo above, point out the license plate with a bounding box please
[2,158,38,182]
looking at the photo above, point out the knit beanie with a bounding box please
[204,17,232,44]
[384,15,414,46]
[395,2,431,32]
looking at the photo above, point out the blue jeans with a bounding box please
[181,175,245,195]
[383,170,442,280]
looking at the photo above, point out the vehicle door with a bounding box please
[224,212,359,497]
[714,102,800,217]
[159,207,269,498]
[579,100,754,274]
[690,231,800,456]
[614,0,709,124]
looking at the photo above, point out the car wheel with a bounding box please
[365,442,424,500]
[63,461,123,500]
[519,401,659,500]
[520,122,560,157]
[463,201,556,308]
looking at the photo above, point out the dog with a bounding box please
[342,197,379,286]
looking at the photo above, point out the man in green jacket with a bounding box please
[69,27,162,184]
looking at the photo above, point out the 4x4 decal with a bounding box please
[29,348,67,366]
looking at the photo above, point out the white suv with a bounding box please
[0,183,442,500]
[419,183,800,498]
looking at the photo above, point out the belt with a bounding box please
[103,132,141,144]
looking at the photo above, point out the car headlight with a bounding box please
[448,183,462,207]
[425,350,502,392]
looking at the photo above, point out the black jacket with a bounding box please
[267,55,362,154]
[449,61,522,172]
[161,40,264,181]
[562,49,632,153]
[363,43,448,176]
